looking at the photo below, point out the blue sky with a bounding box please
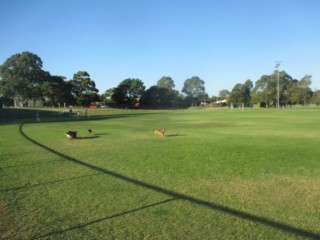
[1,0,319,96]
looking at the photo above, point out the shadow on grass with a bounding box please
[0,159,64,169]
[166,134,187,137]
[75,136,100,140]
[32,198,178,239]
[93,133,108,136]
[0,173,103,192]
[1,108,162,125]
[18,123,320,240]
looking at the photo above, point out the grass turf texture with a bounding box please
[1,108,320,239]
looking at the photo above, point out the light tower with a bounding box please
[275,61,281,109]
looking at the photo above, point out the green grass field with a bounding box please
[1,107,320,239]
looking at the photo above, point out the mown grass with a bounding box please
[1,107,320,239]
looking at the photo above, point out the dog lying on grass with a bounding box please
[154,128,165,137]
[65,131,77,139]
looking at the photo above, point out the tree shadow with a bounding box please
[18,123,320,240]
[1,108,162,125]
[0,159,64,169]
[31,197,178,239]
[0,173,103,192]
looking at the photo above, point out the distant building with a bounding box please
[215,99,228,106]
[215,99,227,104]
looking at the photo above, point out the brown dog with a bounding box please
[154,128,165,137]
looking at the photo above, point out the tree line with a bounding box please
[0,52,207,108]
[224,72,318,107]
[0,51,319,108]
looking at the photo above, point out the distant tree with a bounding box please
[218,89,230,99]
[181,95,193,108]
[41,75,69,106]
[78,92,101,106]
[197,92,210,105]
[141,85,180,108]
[242,79,253,104]
[69,71,99,106]
[168,89,181,108]
[251,75,272,106]
[299,74,312,88]
[0,95,14,107]
[112,78,145,108]
[229,80,253,106]
[229,83,243,105]
[61,81,77,106]
[251,71,293,107]
[105,88,115,99]
[141,86,165,108]
[182,76,206,106]
[286,80,300,105]
[279,72,294,106]
[157,76,175,91]
[0,51,45,106]
[298,75,312,105]
[100,88,115,105]
[312,90,320,105]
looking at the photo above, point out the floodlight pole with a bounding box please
[275,62,281,109]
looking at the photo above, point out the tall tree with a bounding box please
[104,88,115,99]
[242,79,253,104]
[298,75,312,105]
[41,75,71,107]
[251,75,272,106]
[286,80,300,105]
[0,95,14,107]
[182,76,206,106]
[101,88,115,105]
[279,72,294,106]
[251,71,293,107]
[312,90,320,105]
[218,89,230,99]
[112,78,145,108]
[229,80,253,106]
[141,86,166,108]
[229,83,243,105]
[141,86,180,108]
[157,76,175,91]
[69,71,99,106]
[0,51,45,106]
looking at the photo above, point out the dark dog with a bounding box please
[65,131,77,139]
